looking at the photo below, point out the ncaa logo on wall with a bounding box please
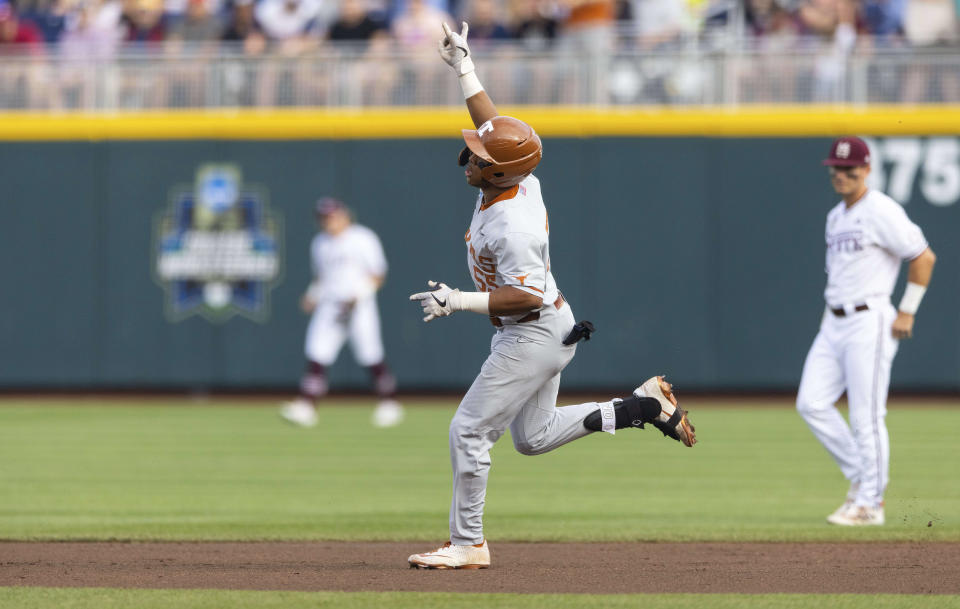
[153,165,283,322]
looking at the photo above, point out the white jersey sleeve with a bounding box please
[823,190,929,307]
[358,227,388,278]
[464,176,559,322]
[490,232,547,298]
[871,197,928,261]
[309,225,387,303]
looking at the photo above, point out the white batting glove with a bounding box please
[409,280,462,322]
[438,21,474,76]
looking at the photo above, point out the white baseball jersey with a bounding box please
[310,225,386,303]
[823,189,928,307]
[464,175,559,324]
[799,186,929,512]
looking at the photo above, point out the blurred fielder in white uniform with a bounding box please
[405,22,696,570]
[281,197,403,428]
[797,137,936,526]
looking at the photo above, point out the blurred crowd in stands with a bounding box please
[3,0,958,56]
[0,0,957,107]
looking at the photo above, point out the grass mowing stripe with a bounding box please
[0,400,956,542]
[1,589,959,609]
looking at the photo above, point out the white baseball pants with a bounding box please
[796,300,899,508]
[448,303,601,545]
[305,296,384,367]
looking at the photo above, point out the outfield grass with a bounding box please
[2,588,959,609]
[0,398,957,542]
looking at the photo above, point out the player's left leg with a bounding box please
[282,302,348,427]
[836,305,899,525]
[509,304,692,451]
[348,297,402,427]
[582,377,695,446]
[511,376,692,453]
[496,306,597,454]
[509,369,596,456]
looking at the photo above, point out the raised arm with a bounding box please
[438,21,498,127]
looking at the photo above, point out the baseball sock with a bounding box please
[368,362,397,399]
[299,361,328,402]
[583,396,662,432]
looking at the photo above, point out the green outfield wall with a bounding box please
[2,110,958,391]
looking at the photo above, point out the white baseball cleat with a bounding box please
[826,482,860,524]
[372,400,405,428]
[826,501,856,525]
[828,504,885,526]
[408,540,490,570]
[279,399,318,428]
[634,376,696,447]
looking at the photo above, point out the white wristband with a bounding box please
[898,282,926,315]
[459,70,483,99]
[450,290,490,315]
[599,401,616,435]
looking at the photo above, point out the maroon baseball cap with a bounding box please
[823,136,871,167]
[315,196,346,215]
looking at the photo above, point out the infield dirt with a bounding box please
[2,541,958,594]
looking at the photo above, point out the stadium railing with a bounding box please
[0,34,958,110]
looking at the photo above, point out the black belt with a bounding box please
[831,303,869,317]
[490,294,564,327]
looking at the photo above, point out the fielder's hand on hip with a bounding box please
[438,21,474,76]
[892,311,915,339]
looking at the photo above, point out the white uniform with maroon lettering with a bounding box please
[305,224,387,367]
[797,189,928,509]
[448,174,601,546]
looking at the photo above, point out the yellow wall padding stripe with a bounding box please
[2,105,959,140]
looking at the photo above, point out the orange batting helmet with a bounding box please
[458,116,542,188]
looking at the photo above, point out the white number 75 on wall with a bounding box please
[864,137,960,207]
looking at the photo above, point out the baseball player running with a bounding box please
[281,197,404,429]
[797,137,936,526]
[405,22,696,570]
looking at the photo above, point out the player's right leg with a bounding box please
[280,361,326,427]
[410,330,566,569]
[796,327,857,521]
[447,344,560,544]
[280,302,347,427]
